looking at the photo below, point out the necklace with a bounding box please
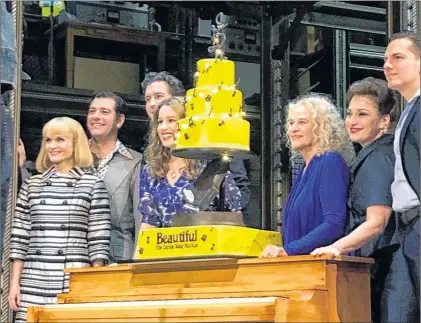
[168,160,186,180]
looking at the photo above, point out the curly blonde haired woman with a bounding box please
[261,94,354,257]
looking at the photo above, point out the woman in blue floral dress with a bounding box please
[139,97,242,229]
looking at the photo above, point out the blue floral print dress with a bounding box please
[138,162,242,227]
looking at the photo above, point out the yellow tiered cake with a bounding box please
[173,58,251,159]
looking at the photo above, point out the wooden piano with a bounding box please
[27,255,373,322]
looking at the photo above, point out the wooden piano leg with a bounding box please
[274,290,329,322]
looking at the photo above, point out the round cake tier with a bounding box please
[186,87,243,118]
[175,117,250,152]
[195,59,235,87]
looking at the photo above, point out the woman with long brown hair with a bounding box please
[139,97,242,229]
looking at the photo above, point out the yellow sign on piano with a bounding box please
[134,225,282,261]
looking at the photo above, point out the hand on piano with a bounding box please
[310,245,341,257]
[259,245,288,258]
[92,261,105,268]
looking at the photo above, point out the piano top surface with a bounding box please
[63,255,374,274]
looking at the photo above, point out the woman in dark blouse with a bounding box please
[261,95,354,257]
[138,97,242,229]
[311,77,399,322]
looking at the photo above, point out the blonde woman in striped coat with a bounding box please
[8,117,111,323]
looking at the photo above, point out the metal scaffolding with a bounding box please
[271,20,290,231]
[333,29,348,117]
[259,4,274,230]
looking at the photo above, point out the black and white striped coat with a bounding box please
[9,167,111,323]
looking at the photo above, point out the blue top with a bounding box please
[282,152,349,255]
[138,163,242,227]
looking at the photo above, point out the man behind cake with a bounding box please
[141,71,251,213]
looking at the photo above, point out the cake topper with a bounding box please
[208,12,228,59]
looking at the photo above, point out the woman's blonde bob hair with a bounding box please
[36,117,93,173]
[146,96,201,179]
[286,94,355,165]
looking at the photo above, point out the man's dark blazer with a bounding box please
[229,158,250,211]
[401,96,420,199]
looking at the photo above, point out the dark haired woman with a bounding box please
[311,77,400,322]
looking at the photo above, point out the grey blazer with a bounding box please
[104,148,143,262]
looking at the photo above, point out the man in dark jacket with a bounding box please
[382,31,420,323]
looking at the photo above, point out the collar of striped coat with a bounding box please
[42,166,86,182]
